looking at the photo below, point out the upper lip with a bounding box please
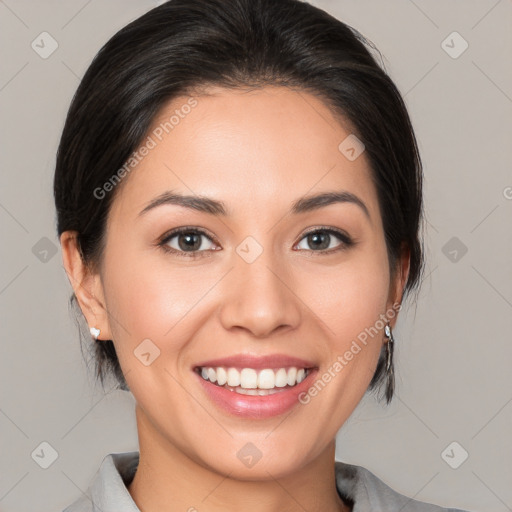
[194,354,317,370]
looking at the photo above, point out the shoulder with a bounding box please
[62,452,140,512]
[62,452,471,512]
[335,460,471,512]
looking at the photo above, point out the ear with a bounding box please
[387,242,410,329]
[60,231,113,340]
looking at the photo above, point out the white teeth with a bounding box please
[240,368,258,389]
[199,366,310,390]
[227,367,240,387]
[275,368,288,387]
[207,367,217,383]
[216,367,227,386]
[287,367,297,386]
[258,369,275,389]
[230,386,281,396]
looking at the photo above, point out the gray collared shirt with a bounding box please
[62,451,469,512]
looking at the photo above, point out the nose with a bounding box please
[218,247,302,338]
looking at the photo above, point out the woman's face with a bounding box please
[88,86,405,478]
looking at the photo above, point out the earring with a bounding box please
[90,326,101,340]
[383,322,395,403]
[384,323,395,373]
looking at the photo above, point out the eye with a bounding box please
[295,227,354,254]
[157,226,354,258]
[158,227,218,258]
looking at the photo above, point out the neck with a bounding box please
[127,405,351,512]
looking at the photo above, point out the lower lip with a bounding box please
[195,369,318,419]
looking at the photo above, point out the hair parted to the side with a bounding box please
[54,0,424,402]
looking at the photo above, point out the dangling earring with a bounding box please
[90,326,101,340]
[384,322,395,403]
[384,323,394,372]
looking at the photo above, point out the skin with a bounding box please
[61,85,409,512]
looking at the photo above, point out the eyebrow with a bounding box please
[138,190,370,220]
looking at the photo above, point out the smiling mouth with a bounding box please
[194,366,313,396]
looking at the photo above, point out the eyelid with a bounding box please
[158,226,217,242]
[299,225,352,242]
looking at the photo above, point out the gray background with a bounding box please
[1,0,511,511]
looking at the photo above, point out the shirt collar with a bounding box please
[82,451,410,511]
[89,451,140,511]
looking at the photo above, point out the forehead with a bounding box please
[110,85,380,223]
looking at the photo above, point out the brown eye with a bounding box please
[295,228,353,253]
[159,227,217,257]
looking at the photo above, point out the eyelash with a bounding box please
[157,225,355,259]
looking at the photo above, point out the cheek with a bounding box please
[304,244,390,345]
[300,252,389,411]
[101,243,189,350]
[299,242,390,409]
[100,252,210,403]
[101,242,223,368]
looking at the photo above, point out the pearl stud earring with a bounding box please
[90,327,101,340]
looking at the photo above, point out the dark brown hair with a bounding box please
[54,0,424,402]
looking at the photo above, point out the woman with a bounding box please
[55,0,470,510]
